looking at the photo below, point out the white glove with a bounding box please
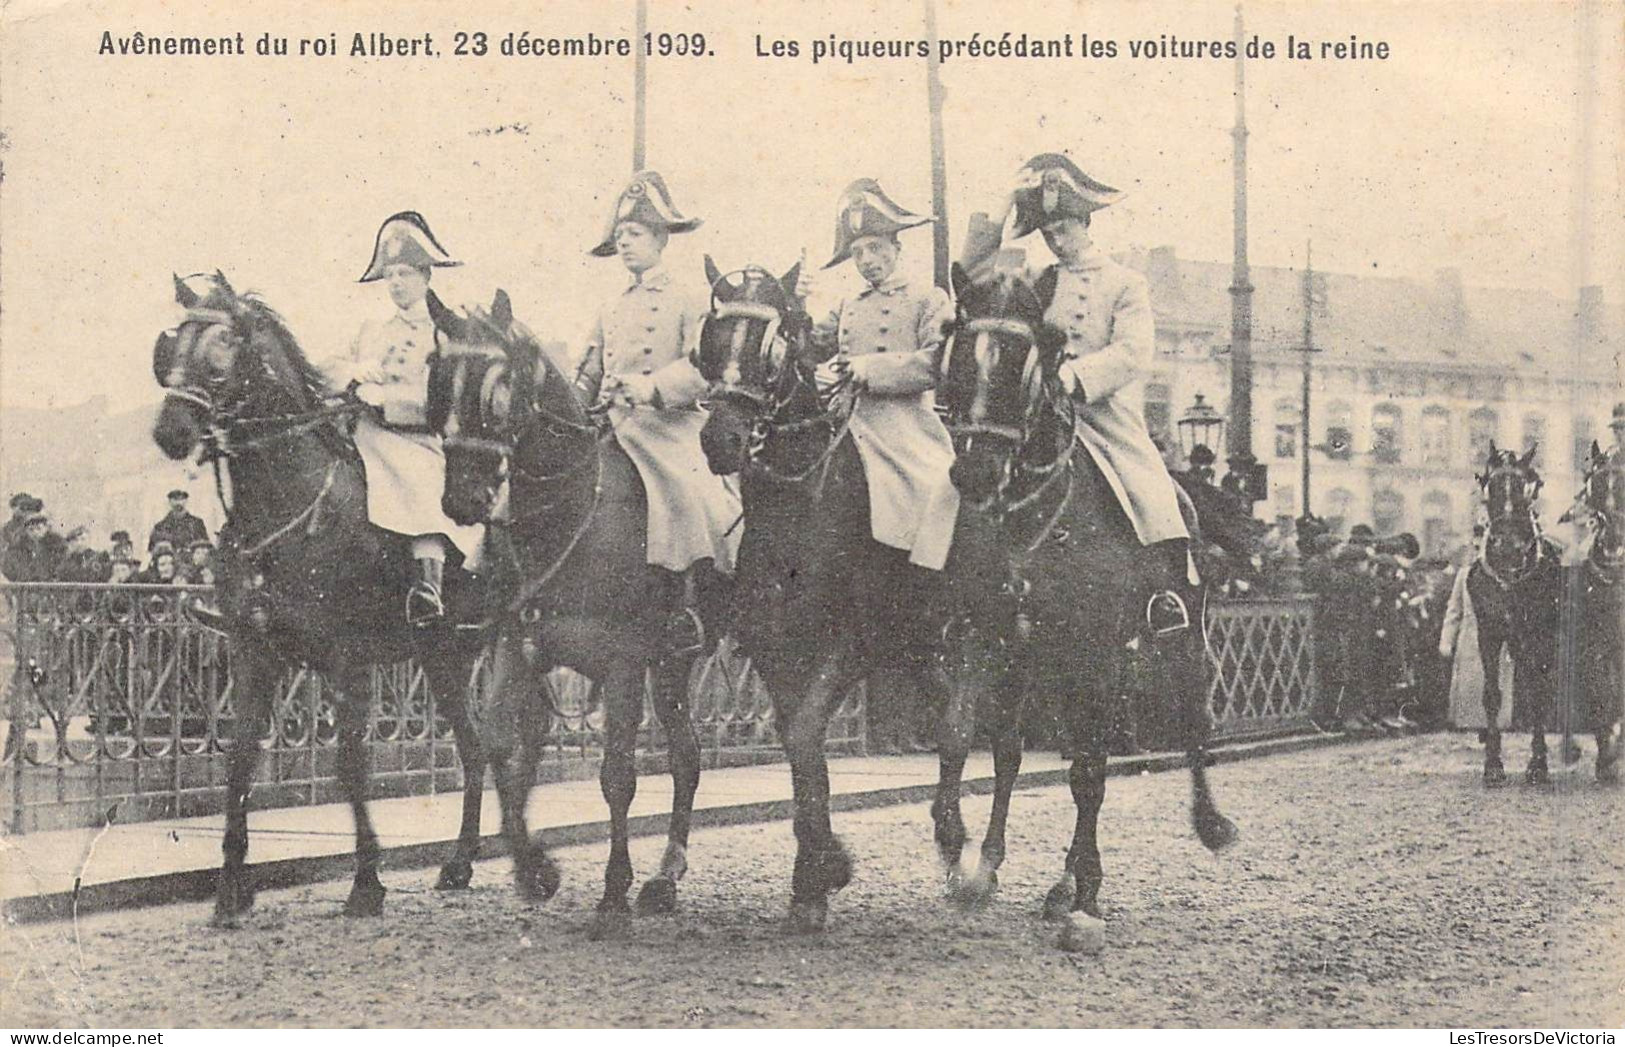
[814,357,850,392]
[610,373,659,407]
[354,382,387,408]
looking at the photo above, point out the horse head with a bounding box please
[1476,441,1544,578]
[1576,441,1625,572]
[938,262,1068,510]
[693,255,810,477]
[152,272,323,462]
[426,289,582,526]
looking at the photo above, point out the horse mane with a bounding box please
[237,293,331,403]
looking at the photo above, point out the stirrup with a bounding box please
[664,606,706,657]
[406,583,445,627]
[1146,589,1191,636]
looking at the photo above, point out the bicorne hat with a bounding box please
[359,212,461,283]
[823,179,933,270]
[1008,153,1123,239]
[589,171,702,258]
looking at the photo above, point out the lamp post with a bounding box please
[1176,393,1226,487]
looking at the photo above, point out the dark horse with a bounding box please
[695,258,1019,932]
[1562,441,1625,782]
[424,289,709,938]
[1467,444,1565,785]
[934,264,1237,937]
[151,273,490,925]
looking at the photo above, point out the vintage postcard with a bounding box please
[1,0,1621,1032]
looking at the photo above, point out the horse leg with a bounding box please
[333,663,386,917]
[1478,624,1507,785]
[588,658,645,940]
[483,633,559,902]
[1165,597,1238,852]
[636,653,701,915]
[956,666,1025,911]
[1515,644,1552,786]
[420,646,484,891]
[1044,718,1108,923]
[211,644,274,928]
[931,651,975,901]
[782,652,854,934]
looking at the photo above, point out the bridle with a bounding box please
[429,323,602,612]
[940,311,1076,548]
[1574,451,1625,582]
[1477,459,1545,588]
[157,303,363,558]
[700,268,854,491]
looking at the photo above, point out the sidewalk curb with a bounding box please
[3,729,1355,924]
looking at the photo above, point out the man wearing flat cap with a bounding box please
[575,170,740,644]
[322,211,483,624]
[961,152,1196,632]
[147,489,209,555]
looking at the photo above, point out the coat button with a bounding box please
[878,326,889,334]
[646,324,657,333]
[642,347,652,355]
[875,346,888,353]
[1074,312,1086,321]
[641,368,652,376]
[650,304,660,313]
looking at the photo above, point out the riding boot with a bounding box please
[652,567,704,658]
[407,557,445,626]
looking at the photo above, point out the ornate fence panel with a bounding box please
[1,584,1304,832]
[0,583,857,833]
[1205,595,1319,739]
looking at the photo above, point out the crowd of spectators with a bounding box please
[0,489,215,587]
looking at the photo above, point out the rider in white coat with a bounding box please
[798,179,959,571]
[962,153,1197,632]
[324,211,483,625]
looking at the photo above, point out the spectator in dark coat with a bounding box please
[138,546,180,585]
[55,528,112,583]
[2,513,65,581]
[109,530,135,564]
[147,490,209,554]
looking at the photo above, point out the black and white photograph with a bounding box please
[0,0,1621,1032]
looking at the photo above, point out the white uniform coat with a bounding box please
[1040,252,1189,546]
[817,276,960,570]
[326,302,484,563]
[578,265,741,573]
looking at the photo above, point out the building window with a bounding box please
[1323,400,1353,460]
[1372,489,1405,536]
[1143,382,1171,445]
[1371,403,1403,465]
[1468,407,1498,467]
[1421,491,1452,559]
[1521,414,1546,460]
[1274,397,1300,460]
[1420,406,1451,467]
[1326,487,1355,535]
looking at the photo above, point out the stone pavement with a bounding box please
[0,733,1340,921]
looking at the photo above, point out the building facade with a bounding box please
[1126,248,1619,560]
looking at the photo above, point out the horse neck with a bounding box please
[507,415,600,551]
[222,383,349,526]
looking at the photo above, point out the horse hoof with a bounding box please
[1597,763,1621,786]
[587,906,633,942]
[1041,879,1076,922]
[635,876,678,915]
[1057,911,1106,955]
[435,860,474,891]
[1196,812,1240,853]
[1483,762,1507,787]
[1562,740,1584,766]
[343,881,386,918]
[819,842,854,894]
[949,869,998,912]
[1524,762,1551,787]
[515,852,562,903]
[785,899,829,935]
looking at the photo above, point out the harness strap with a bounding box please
[509,449,604,613]
[238,462,340,559]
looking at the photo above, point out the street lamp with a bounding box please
[1176,393,1225,486]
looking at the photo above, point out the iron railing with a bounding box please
[1,583,1314,833]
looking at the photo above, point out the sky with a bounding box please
[1,0,1620,419]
